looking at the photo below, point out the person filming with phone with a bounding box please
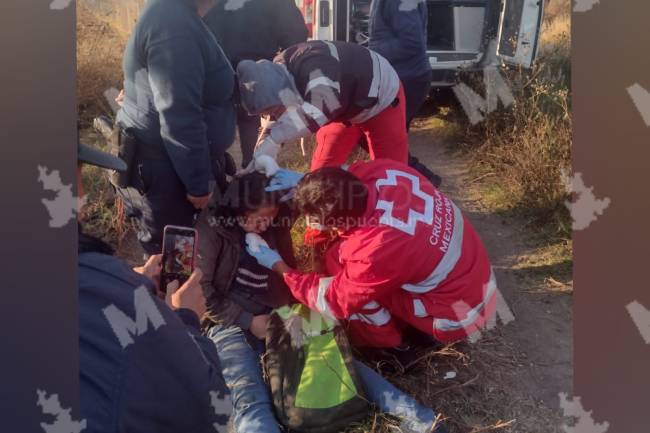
[77,142,231,432]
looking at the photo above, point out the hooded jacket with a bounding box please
[237,41,400,145]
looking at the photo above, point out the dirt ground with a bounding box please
[395,119,573,432]
[112,117,572,433]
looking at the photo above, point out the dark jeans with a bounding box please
[237,104,261,168]
[403,71,433,130]
[117,157,198,255]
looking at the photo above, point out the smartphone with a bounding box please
[161,225,198,291]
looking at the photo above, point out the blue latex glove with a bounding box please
[265,168,304,192]
[246,245,282,270]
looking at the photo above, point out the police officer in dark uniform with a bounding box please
[116,0,236,254]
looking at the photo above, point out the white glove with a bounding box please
[254,134,281,160]
[236,132,281,177]
[254,155,280,177]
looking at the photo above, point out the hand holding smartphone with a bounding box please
[161,225,198,292]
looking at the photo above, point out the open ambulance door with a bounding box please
[295,0,335,40]
[496,0,544,68]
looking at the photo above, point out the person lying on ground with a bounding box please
[195,172,295,433]
[247,159,497,348]
[196,172,446,433]
[78,142,231,433]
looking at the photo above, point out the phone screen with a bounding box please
[161,225,197,291]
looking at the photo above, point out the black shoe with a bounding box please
[408,154,442,188]
[354,343,426,375]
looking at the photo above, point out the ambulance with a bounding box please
[294,0,545,86]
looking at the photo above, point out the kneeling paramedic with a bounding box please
[246,160,497,348]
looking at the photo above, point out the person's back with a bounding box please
[79,233,230,432]
[204,0,308,67]
[368,0,430,82]
[270,40,400,124]
[276,159,495,347]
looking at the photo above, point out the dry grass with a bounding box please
[79,128,132,247]
[76,0,129,127]
[337,332,562,433]
[455,0,572,238]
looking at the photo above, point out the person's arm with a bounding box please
[123,274,232,433]
[268,57,344,144]
[370,0,427,63]
[274,0,309,49]
[254,246,395,321]
[147,36,213,198]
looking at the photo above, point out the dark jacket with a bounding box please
[368,0,431,81]
[203,0,308,68]
[116,0,236,197]
[237,41,400,144]
[196,205,296,330]
[79,232,230,433]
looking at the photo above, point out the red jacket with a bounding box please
[285,159,495,343]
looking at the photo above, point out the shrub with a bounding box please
[462,2,572,236]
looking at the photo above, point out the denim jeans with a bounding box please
[208,324,446,433]
[207,324,281,433]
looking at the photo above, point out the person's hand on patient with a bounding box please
[165,269,207,318]
[250,314,270,340]
[246,244,282,270]
[237,124,282,177]
[266,169,304,192]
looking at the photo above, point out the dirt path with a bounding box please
[407,122,572,431]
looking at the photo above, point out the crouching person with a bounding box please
[248,159,497,348]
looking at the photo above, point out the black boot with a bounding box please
[408,153,442,188]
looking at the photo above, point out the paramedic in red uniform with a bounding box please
[236,40,408,172]
[245,160,497,347]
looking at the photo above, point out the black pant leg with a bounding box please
[236,105,261,168]
[402,71,433,130]
[122,158,197,255]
